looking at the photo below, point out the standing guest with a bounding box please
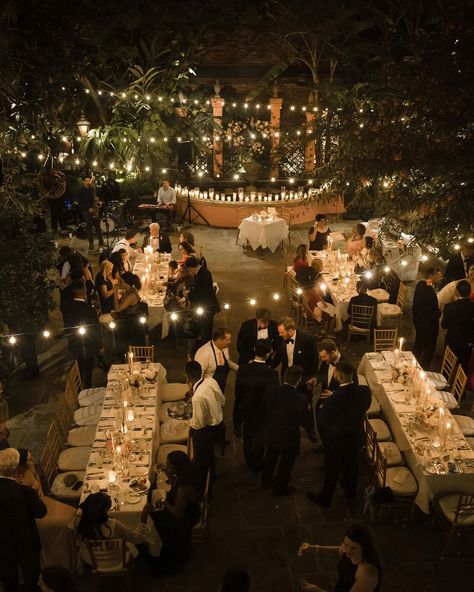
[112,272,147,357]
[76,174,103,251]
[142,222,172,253]
[345,223,367,259]
[308,214,331,251]
[95,259,117,314]
[39,566,78,592]
[261,366,315,496]
[412,268,442,369]
[442,243,473,286]
[233,340,279,471]
[177,241,196,266]
[348,281,378,330]
[293,244,310,274]
[62,280,102,389]
[186,361,225,490]
[298,524,381,592]
[0,448,47,592]
[437,263,474,311]
[97,170,120,204]
[47,195,65,235]
[109,248,131,275]
[441,280,474,368]
[111,229,143,260]
[155,179,176,229]
[194,328,239,393]
[237,307,279,365]
[307,362,371,508]
[185,256,220,346]
[354,236,379,274]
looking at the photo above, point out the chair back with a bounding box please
[280,208,293,227]
[373,328,398,352]
[39,420,64,490]
[86,538,127,573]
[440,346,458,385]
[64,379,79,414]
[365,418,378,465]
[128,345,154,362]
[396,282,407,310]
[452,365,468,406]
[452,494,474,525]
[373,441,387,488]
[350,304,375,330]
[56,396,74,439]
[67,361,83,398]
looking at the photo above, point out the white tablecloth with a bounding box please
[358,351,474,513]
[133,255,170,338]
[238,217,288,252]
[80,363,167,528]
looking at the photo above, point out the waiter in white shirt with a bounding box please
[186,360,225,491]
[194,328,239,393]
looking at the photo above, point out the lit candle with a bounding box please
[399,337,404,352]
[108,470,117,484]
[128,352,133,373]
[127,409,134,422]
[394,348,400,366]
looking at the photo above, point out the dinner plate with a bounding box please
[126,493,143,504]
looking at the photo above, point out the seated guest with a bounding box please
[39,566,78,592]
[112,272,147,355]
[95,259,117,314]
[178,241,196,266]
[297,257,324,288]
[348,281,378,329]
[142,222,172,253]
[60,268,86,315]
[141,451,200,576]
[168,260,179,280]
[237,307,279,365]
[65,253,95,301]
[301,284,336,336]
[15,449,77,570]
[441,280,474,369]
[293,244,309,274]
[110,248,130,275]
[164,265,191,313]
[354,236,379,273]
[76,492,152,566]
[308,214,331,251]
[438,263,474,311]
[442,242,473,286]
[111,229,142,259]
[345,223,367,259]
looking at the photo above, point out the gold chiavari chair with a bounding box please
[128,345,154,363]
[347,305,375,344]
[373,328,398,352]
[434,493,474,556]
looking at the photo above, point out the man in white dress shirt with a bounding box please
[186,361,225,491]
[194,328,239,393]
[111,229,142,260]
[155,180,176,229]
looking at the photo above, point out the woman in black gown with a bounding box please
[112,272,147,357]
[298,524,380,592]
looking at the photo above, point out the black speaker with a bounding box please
[177,141,193,166]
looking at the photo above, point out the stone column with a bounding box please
[210,82,224,178]
[269,97,283,178]
[304,110,316,173]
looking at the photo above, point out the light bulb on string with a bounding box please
[145,95,151,101]
[108,322,116,329]
[421,255,428,262]
[249,298,257,306]
[196,307,204,316]
[42,330,50,338]
[272,293,280,301]
[223,303,230,310]
[98,90,102,95]
[233,174,239,180]
[453,244,461,250]
[8,336,16,344]
[78,326,86,335]
[161,168,167,174]
[270,177,275,182]
[139,316,147,324]
[170,313,178,321]
[145,166,150,172]
[296,288,303,295]
[401,260,408,267]
[468,237,474,243]
[384,266,390,273]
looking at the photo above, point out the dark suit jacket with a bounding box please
[233,361,279,427]
[142,232,172,253]
[444,253,471,285]
[442,298,474,351]
[189,266,219,315]
[317,383,371,450]
[317,354,357,392]
[236,319,279,364]
[62,299,102,356]
[274,331,317,386]
[412,281,440,343]
[348,293,377,328]
[263,383,312,448]
[0,479,47,559]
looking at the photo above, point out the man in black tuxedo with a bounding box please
[442,243,473,286]
[0,448,47,592]
[142,222,172,253]
[412,268,442,369]
[307,362,371,508]
[236,308,279,365]
[317,339,355,396]
[62,280,103,388]
[262,366,315,496]
[442,280,474,368]
[274,316,317,391]
[233,340,279,471]
[185,256,220,347]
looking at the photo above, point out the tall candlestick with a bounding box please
[399,337,404,352]
[128,352,133,373]
[394,349,400,366]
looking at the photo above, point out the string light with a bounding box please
[454,244,461,250]
[249,298,257,306]
[108,322,116,329]
[401,260,408,267]
[42,330,50,338]
[384,266,390,273]
[170,313,178,321]
[78,326,86,335]
[272,293,280,301]
[8,336,16,344]
[223,303,230,310]
[139,316,147,324]
[270,177,276,182]
[421,255,428,262]
[296,288,303,295]
[196,307,204,316]
[468,238,474,243]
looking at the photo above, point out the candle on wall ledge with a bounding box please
[204,191,208,199]
[233,194,237,202]
[227,196,231,202]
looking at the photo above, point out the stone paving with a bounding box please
[5,217,474,592]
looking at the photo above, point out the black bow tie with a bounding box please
[285,339,294,344]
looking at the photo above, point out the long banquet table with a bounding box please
[358,351,474,513]
[80,362,167,528]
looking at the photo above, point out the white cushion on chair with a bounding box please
[379,442,403,467]
[160,419,189,444]
[99,313,114,325]
[358,375,368,386]
[58,446,91,472]
[383,466,417,495]
[368,419,392,442]
[74,405,102,426]
[367,395,381,417]
[453,415,474,436]
[155,444,188,466]
[159,402,185,424]
[78,387,106,407]
[51,471,85,501]
[431,390,458,410]
[161,383,188,402]
[438,495,474,525]
[378,303,401,316]
[368,288,390,302]
[425,372,448,391]
[68,425,96,447]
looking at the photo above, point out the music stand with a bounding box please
[182,192,210,226]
